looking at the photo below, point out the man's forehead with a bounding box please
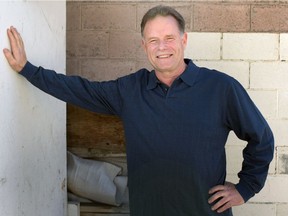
[143,16,180,36]
[145,15,178,25]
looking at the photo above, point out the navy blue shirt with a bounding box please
[20,59,274,216]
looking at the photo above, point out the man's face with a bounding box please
[142,15,187,75]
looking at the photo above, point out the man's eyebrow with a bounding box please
[145,36,158,41]
[166,34,176,38]
[147,34,175,39]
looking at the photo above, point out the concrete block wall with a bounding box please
[67,1,288,215]
[194,31,288,215]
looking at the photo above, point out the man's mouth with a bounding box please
[157,54,172,59]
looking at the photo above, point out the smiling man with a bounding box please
[3,5,274,216]
[141,14,187,86]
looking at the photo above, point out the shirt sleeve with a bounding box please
[19,61,123,116]
[225,78,274,202]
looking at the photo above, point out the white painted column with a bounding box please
[0,1,66,216]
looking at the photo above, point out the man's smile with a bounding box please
[157,54,173,59]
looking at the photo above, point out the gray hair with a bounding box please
[141,5,185,37]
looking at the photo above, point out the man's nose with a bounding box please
[158,40,167,50]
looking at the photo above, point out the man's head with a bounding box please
[141,5,185,37]
[141,5,188,79]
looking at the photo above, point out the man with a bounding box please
[3,5,274,216]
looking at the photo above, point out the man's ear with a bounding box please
[182,32,188,48]
[141,38,147,54]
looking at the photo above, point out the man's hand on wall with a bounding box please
[3,26,27,73]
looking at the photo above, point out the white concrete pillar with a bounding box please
[0,1,66,216]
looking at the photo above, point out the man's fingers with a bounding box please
[208,189,231,213]
[3,48,14,63]
[208,184,227,204]
[9,27,22,52]
[7,27,17,50]
[4,26,27,72]
[3,48,18,70]
[208,184,225,194]
[11,26,24,47]
[208,182,245,213]
[214,201,232,213]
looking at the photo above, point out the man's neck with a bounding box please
[155,62,187,87]
[156,73,179,87]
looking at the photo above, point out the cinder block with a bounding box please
[250,62,288,89]
[278,91,288,119]
[67,2,81,31]
[193,4,250,32]
[66,59,80,76]
[226,131,247,147]
[247,90,277,119]
[223,33,279,61]
[227,129,276,175]
[226,144,275,175]
[268,119,288,147]
[66,31,108,58]
[109,31,142,59]
[82,4,136,30]
[277,147,288,174]
[233,203,276,216]
[251,5,288,32]
[136,59,152,72]
[280,34,288,61]
[226,173,239,184]
[80,59,136,81]
[269,157,276,175]
[226,145,244,175]
[185,33,221,60]
[250,176,288,202]
[195,60,249,88]
[277,203,288,216]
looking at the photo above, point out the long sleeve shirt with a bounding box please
[20,59,274,216]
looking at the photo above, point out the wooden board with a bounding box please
[80,203,129,214]
[67,104,126,155]
[67,105,129,215]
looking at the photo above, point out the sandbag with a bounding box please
[67,151,128,206]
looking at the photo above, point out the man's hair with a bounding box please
[141,5,185,37]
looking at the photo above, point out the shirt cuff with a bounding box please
[19,61,39,80]
[235,180,255,202]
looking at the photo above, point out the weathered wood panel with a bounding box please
[67,104,126,155]
[67,105,129,215]
[81,214,129,216]
[81,203,129,213]
[80,203,130,216]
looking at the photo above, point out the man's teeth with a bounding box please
[157,54,171,59]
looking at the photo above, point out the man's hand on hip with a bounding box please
[208,181,245,213]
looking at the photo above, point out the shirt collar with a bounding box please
[147,59,200,90]
[147,70,159,90]
[179,59,200,87]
